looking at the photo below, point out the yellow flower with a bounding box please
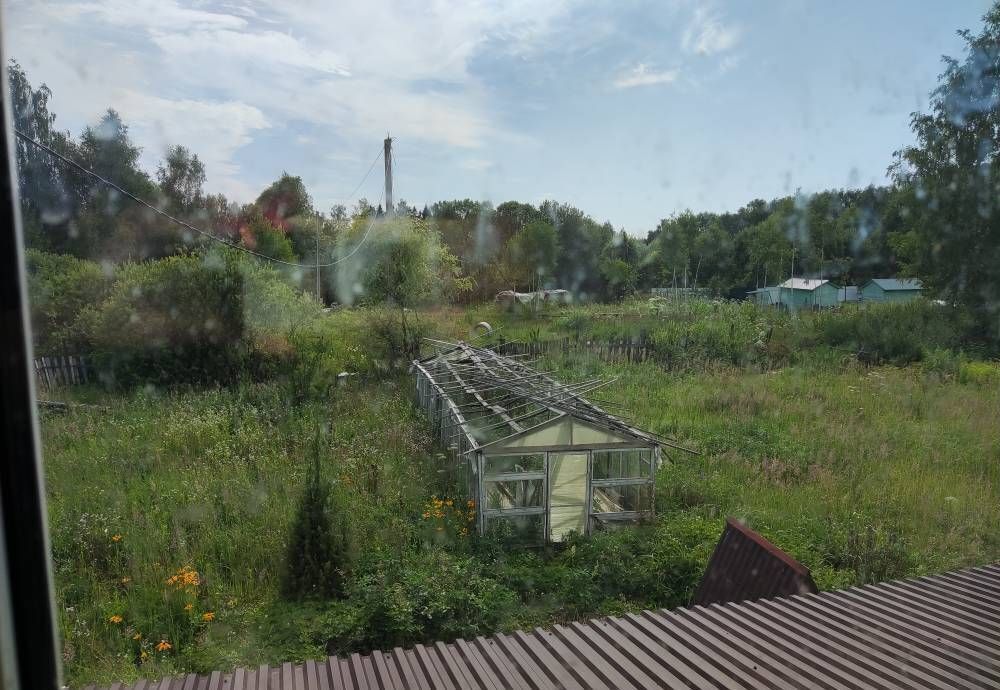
[133,632,142,640]
[140,650,149,661]
[184,603,193,611]
[108,614,123,624]
[121,576,131,584]
[445,499,453,507]
[155,640,172,652]
[111,534,122,542]
[201,611,215,622]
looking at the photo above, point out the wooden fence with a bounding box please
[495,338,654,364]
[33,355,89,390]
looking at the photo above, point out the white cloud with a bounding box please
[682,6,740,56]
[150,28,351,76]
[7,0,575,201]
[54,0,248,31]
[613,63,679,89]
[114,91,270,201]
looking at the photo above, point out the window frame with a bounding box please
[0,46,63,689]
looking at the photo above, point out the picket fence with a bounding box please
[33,355,90,389]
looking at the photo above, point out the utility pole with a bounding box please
[383,134,393,215]
[315,221,321,302]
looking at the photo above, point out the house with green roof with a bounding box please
[860,278,923,303]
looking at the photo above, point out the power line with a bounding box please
[334,148,383,203]
[15,129,382,269]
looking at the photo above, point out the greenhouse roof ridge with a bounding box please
[415,339,696,455]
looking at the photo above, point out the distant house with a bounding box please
[750,279,868,309]
[838,285,860,303]
[749,279,839,309]
[860,278,923,303]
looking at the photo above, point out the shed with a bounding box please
[412,340,693,544]
[752,279,837,309]
[860,278,923,303]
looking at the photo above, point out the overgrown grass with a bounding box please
[41,301,1000,686]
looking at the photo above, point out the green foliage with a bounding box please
[892,4,1000,335]
[88,252,249,386]
[508,219,559,291]
[26,249,111,355]
[282,431,351,600]
[812,300,970,364]
[343,549,516,650]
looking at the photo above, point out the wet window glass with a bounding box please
[5,0,1000,687]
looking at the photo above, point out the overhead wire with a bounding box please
[14,129,383,268]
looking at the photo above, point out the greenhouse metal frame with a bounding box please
[412,340,693,544]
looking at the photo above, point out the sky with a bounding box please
[4,0,994,235]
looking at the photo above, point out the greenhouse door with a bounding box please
[548,452,589,542]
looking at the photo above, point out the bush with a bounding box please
[26,249,111,355]
[88,253,248,387]
[813,301,970,364]
[343,549,516,650]
[282,431,351,599]
[368,307,430,369]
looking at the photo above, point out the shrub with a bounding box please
[813,301,970,365]
[282,431,351,599]
[89,252,248,387]
[344,549,516,650]
[26,249,111,355]
[959,360,1000,385]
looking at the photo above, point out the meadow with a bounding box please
[40,298,1000,687]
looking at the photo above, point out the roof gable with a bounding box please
[867,278,923,291]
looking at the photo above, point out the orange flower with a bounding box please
[201,611,215,622]
[108,614,123,624]
[111,534,122,542]
[155,640,172,652]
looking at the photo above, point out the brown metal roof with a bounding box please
[692,517,819,606]
[85,562,1000,690]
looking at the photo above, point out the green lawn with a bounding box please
[41,303,1000,687]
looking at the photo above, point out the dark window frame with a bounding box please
[0,32,63,690]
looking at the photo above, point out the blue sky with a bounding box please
[5,0,994,234]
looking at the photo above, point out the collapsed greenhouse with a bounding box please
[411,340,694,544]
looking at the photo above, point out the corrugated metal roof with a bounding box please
[777,278,829,291]
[867,278,923,291]
[692,517,818,606]
[86,562,1000,690]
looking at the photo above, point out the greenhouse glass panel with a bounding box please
[485,478,544,510]
[484,453,545,476]
[484,514,545,545]
[591,484,653,513]
[592,449,653,479]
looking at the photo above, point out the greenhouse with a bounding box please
[412,340,693,544]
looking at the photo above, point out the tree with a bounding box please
[282,430,350,599]
[7,60,79,247]
[891,3,1000,334]
[242,209,296,263]
[509,219,558,291]
[255,173,314,230]
[157,145,205,215]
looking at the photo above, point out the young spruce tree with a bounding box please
[282,429,350,599]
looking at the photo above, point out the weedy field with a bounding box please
[41,300,1000,687]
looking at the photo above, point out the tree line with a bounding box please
[10,2,1000,336]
